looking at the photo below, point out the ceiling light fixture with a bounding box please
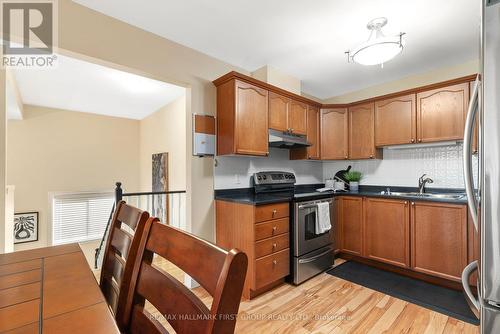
[346,17,405,67]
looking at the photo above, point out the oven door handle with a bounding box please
[298,204,318,210]
[298,248,332,264]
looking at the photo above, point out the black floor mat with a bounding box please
[327,261,479,325]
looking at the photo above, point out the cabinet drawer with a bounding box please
[255,249,290,289]
[255,202,289,222]
[255,233,290,259]
[255,218,289,241]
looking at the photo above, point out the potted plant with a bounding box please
[344,171,362,192]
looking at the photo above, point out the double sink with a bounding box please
[381,190,466,200]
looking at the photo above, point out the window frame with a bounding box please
[49,190,114,246]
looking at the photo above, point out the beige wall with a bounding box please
[139,95,187,192]
[251,65,302,95]
[7,105,140,250]
[324,59,479,104]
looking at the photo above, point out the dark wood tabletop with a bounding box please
[0,243,120,333]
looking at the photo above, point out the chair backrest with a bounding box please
[122,218,248,334]
[99,200,149,330]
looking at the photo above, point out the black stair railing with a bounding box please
[94,182,186,269]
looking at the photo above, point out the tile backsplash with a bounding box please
[214,148,323,189]
[323,144,477,189]
[214,144,476,190]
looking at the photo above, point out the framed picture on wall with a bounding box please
[13,212,39,244]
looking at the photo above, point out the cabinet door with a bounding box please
[411,202,467,281]
[364,198,410,268]
[417,83,469,143]
[340,197,363,256]
[349,102,378,159]
[288,100,307,135]
[306,106,320,159]
[269,92,289,132]
[235,80,269,156]
[375,94,416,146]
[320,108,348,160]
[289,105,321,160]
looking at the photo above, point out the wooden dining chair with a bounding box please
[99,200,150,330]
[120,217,248,334]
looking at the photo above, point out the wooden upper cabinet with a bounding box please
[288,100,307,135]
[216,79,269,156]
[364,198,410,268]
[417,82,469,143]
[306,106,320,159]
[375,94,416,147]
[340,196,363,256]
[320,108,348,160]
[290,105,320,160]
[410,202,467,281]
[349,102,381,159]
[268,92,290,132]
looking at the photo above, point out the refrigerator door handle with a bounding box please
[461,261,480,318]
[463,77,480,232]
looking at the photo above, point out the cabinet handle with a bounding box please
[272,260,278,266]
[418,139,422,143]
[272,226,277,234]
[411,202,415,206]
[272,209,277,217]
[411,139,415,143]
[345,155,348,159]
[272,243,277,249]
[404,201,408,205]
[370,155,374,159]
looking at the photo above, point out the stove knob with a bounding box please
[257,176,262,180]
[262,175,267,180]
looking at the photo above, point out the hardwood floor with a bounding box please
[149,259,479,334]
[85,243,478,334]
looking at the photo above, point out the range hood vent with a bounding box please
[268,129,311,149]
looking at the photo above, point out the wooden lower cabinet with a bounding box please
[336,196,470,285]
[215,200,290,299]
[468,210,480,286]
[339,197,363,256]
[364,198,410,268]
[410,201,468,281]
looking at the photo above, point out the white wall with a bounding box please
[214,148,323,189]
[323,144,475,189]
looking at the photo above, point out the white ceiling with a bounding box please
[12,54,185,120]
[73,0,479,99]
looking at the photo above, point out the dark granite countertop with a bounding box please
[214,185,468,205]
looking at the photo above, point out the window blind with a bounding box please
[52,192,114,245]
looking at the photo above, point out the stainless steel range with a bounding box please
[252,171,335,285]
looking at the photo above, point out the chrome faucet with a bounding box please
[418,174,434,194]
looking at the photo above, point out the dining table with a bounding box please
[0,243,120,333]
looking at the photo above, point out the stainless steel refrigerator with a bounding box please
[462,1,500,332]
